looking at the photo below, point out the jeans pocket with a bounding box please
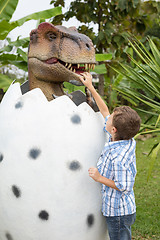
[124,212,136,226]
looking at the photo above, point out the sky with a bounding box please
[10,0,81,40]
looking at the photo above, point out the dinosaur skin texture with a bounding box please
[28,22,96,101]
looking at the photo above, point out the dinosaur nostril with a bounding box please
[86,43,90,50]
[30,32,38,43]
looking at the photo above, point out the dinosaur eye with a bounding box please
[46,32,57,41]
[86,43,90,50]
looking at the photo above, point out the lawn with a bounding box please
[132,133,160,240]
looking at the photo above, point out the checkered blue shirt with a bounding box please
[97,116,137,216]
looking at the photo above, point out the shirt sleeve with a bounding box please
[97,152,104,173]
[103,115,110,132]
[113,160,135,194]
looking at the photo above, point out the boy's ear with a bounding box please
[112,127,117,133]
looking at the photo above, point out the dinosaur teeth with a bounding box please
[85,64,88,70]
[90,64,95,70]
[68,63,72,69]
[90,64,93,70]
[64,62,95,72]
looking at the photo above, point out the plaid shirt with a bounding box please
[97,116,137,216]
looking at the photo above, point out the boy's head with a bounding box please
[106,106,141,141]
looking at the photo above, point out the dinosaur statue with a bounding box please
[0,22,109,240]
[22,22,96,108]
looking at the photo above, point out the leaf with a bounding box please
[63,82,85,94]
[124,57,160,93]
[0,73,13,91]
[14,37,30,48]
[135,108,159,117]
[113,86,160,113]
[0,37,30,53]
[0,19,13,40]
[132,0,139,8]
[0,44,13,53]
[17,48,27,62]
[149,38,160,66]
[112,65,157,96]
[147,143,160,181]
[11,61,27,72]
[131,39,159,68]
[0,0,19,21]
[0,6,62,39]
[134,129,160,139]
[14,6,62,26]
[113,73,123,87]
[95,53,112,62]
[155,115,160,127]
[0,53,19,61]
[117,0,128,11]
[93,64,107,74]
[0,52,27,71]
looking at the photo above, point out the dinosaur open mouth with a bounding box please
[43,57,95,75]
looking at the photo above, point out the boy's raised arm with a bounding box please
[79,72,110,118]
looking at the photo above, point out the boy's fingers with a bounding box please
[88,167,96,172]
[79,75,83,80]
[79,76,85,84]
[80,73,86,77]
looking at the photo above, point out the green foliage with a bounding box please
[94,64,107,75]
[113,38,160,113]
[51,0,160,56]
[0,72,13,91]
[50,0,160,111]
[112,38,160,179]
[93,53,112,75]
[0,37,30,53]
[0,4,62,40]
[147,142,160,181]
[63,82,85,94]
[0,0,19,21]
[95,53,112,62]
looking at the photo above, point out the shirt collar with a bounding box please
[104,138,135,150]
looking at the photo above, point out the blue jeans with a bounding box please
[106,213,136,240]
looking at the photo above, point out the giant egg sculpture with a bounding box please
[0,82,109,240]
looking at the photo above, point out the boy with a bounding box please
[79,72,141,240]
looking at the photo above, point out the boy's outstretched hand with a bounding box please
[88,167,101,182]
[79,72,93,90]
[79,71,110,119]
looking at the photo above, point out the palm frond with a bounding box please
[114,37,160,113]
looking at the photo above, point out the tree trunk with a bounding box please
[98,74,104,96]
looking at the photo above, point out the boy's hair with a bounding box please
[112,106,141,140]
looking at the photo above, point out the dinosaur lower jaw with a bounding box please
[43,57,95,74]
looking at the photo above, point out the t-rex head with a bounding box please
[28,22,96,101]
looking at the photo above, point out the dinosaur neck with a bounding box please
[29,75,64,101]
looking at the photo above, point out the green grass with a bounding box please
[132,133,160,240]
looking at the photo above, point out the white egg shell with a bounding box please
[0,83,109,240]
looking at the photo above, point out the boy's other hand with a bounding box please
[79,72,93,89]
[88,167,101,182]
